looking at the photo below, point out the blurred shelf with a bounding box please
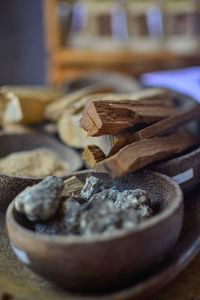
[54,48,200,66]
[43,0,200,85]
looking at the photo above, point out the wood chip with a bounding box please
[57,110,103,149]
[132,103,200,141]
[1,86,63,124]
[62,176,84,198]
[0,93,9,125]
[65,88,172,115]
[92,102,200,156]
[1,123,34,134]
[96,133,137,156]
[82,145,106,168]
[80,100,175,136]
[96,130,198,178]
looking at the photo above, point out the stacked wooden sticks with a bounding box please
[80,89,200,178]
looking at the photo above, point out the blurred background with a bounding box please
[0,0,200,86]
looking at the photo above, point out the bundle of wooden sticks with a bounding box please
[80,89,200,178]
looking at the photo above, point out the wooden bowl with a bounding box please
[0,133,83,208]
[6,170,183,291]
[151,145,200,193]
[148,92,200,193]
[63,70,141,93]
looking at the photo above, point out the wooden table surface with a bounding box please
[153,253,200,300]
[1,253,199,300]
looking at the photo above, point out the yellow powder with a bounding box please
[0,148,69,177]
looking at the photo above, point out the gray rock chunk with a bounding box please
[60,197,81,234]
[114,189,150,210]
[80,199,120,235]
[81,176,101,200]
[14,176,64,221]
[34,197,81,235]
[121,209,140,230]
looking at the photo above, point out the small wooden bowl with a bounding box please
[6,170,183,291]
[0,133,83,208]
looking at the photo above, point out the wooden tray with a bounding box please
[1,186,200,300]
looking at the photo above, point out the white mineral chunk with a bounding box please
[114,189,150,210]
[14,176,64,221]
[81,176,100,200]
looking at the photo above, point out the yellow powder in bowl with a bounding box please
[0,148,69,177]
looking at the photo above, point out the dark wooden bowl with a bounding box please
[0,133,83,208]
[148,92,200,193]
[6,170,183,292]
[151,146,200,193]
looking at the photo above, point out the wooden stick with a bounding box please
[62,176,84,198]
[132,104,200,141]
[1,86,63,124]
[95,103,200,156]
[98,133,137,156]
[65,89,172,115]
[57,110,103,149]
[80,100,175,136]
[82,145,105,168]
[96,130,198,178]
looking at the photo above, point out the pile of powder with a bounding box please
[0,148,69,177]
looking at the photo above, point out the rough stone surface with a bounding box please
[32,176,153,236]
[80,176,101,200]
[14,176,64,221]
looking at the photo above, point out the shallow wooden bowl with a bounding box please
[0,133,83,208]
[6,170,183,292]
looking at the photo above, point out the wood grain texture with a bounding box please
[1,86,64,125]
[65,88,169,115]
[96,130,198,178]
[95,134,130,157]
[57,110,103,149]
[82,96,199,157]
[6,171,183,291]
[93,132,139,157]
[62,176,84,198]
[152,188,200,300]
[133,103,200,141]
[153,254,200,300]
[82,145,105,168]
[80,100,175,136]
[1,185,200,299]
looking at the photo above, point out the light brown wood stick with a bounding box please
[80,101,175,136]
[96,103,200,156]
[96,133,136,156]
[96,130,198,178]
[82,145,105,168]
[132,104,200,141]
[65,88,172,115]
